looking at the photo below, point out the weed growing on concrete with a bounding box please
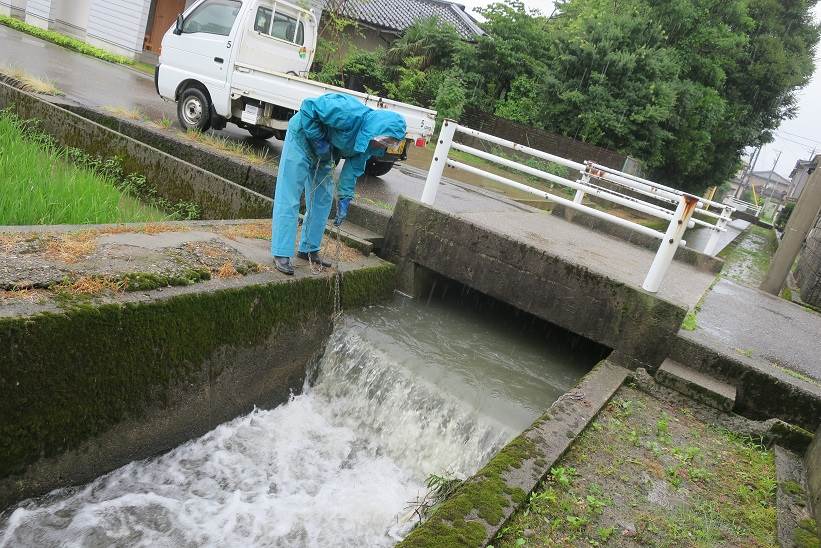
[681,311,698,330]
[182,129,270,165]
[494,386,777,547]
[103,106,146,121]
[0,66,63,95]
[153,116,173,130]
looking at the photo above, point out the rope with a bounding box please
[304,154,345,321]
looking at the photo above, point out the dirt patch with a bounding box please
[495,385,777,547]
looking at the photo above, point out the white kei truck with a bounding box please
[155,0,437,176]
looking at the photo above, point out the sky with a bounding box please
[459,0,821,179]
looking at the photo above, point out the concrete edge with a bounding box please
[398,359,630,548]
[775,445,819,548]
[672,330,821,432]
[806,424,821,535]
[550,203,724,274]
[0,81,273,220]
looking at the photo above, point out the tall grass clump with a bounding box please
[0,111,168,225]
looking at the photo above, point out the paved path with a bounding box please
[694,279,821,382]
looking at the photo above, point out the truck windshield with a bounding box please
[182,0,242,36]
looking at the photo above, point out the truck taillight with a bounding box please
[415,137,426,147]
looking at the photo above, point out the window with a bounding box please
[253,5,305,46]
[182,0,242,36]
[254,6,272,33]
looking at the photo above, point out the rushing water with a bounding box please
[0,294,602,548]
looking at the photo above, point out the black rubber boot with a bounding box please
[297,251,333,268]
[273,256,294,275]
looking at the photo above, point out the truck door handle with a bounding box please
[214,57,224,64]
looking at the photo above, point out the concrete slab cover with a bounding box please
[459,209,716,309]
[697,279,821,382]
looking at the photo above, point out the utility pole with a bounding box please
[761,150,782,214]
[761,155,821,295]
[737,146,762,199]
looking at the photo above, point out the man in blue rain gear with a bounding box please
[271,93,406,275]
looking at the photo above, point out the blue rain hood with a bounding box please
[353,109,407,155]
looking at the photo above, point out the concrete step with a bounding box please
[655,358,737,412]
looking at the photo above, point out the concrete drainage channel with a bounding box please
[1,81,819,545]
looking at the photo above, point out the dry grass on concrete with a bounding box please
[56,276,126,295]
[0,233,23,253]
[43,231,97,263]
[219,221,272,241]
[0,66,63,96]
[215,261,240,279]
[182,129,270,165]
[103,106,145,121]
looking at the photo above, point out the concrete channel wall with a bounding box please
[0,81,272,220]
[383,196,687,368]
[0,263,396,509]
[807,424,821,530]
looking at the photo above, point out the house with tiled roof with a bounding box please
[321,0,484,51]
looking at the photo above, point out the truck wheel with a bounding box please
[364,159,395,177]
[178,87,211,132]
[247,126,276,140]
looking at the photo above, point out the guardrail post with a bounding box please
[573,171,589,204]
[703,206,732,256]
[642,194,699,293]
[421,119,457,205]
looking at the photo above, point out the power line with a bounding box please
[776,129,821,144]
[773,134,820,149]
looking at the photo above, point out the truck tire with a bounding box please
[178,87,212,132]
[364,159,395,177]
[247,126,276,140]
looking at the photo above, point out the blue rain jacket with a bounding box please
[290,93,407,198]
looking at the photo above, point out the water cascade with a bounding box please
[1,295,602,547]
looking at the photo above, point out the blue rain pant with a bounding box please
[271,117,335,258]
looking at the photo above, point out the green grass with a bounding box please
[0,15,151,73]
[0,112,166,225]
[495,387,778,547]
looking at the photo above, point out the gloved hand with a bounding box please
[311,138,332,161]
[334,197,351,226]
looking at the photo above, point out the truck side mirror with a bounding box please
[174,14,183,35]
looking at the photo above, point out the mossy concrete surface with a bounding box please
[399,359,629,547]
[0,81,272,220]
[0,221,396,509]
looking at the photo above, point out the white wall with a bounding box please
[0,0,28,18]
[24,0,51,28]
[50,0,91,39]
[86,0,152,59]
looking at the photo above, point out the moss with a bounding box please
[796,519,821,548]
[121,269,211,291]
[399,434,540,547]
[0,262,395,478]
[781,480,804,496]
[340,262,397,309]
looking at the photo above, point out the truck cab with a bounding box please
[156,0,436,176]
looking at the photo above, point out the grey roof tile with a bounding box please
[331,0,484,38]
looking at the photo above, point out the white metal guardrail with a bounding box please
[421,120,735,293]
[725,196,762,217]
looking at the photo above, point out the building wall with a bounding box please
[0,0,28,18]
[23,0,51,28]
[50,0,91,39]
[86,0,152,59]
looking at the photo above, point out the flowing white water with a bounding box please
[0,296,596,548]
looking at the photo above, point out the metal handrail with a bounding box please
[421,120,733,293]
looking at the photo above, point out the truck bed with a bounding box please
[231,62,437,141]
